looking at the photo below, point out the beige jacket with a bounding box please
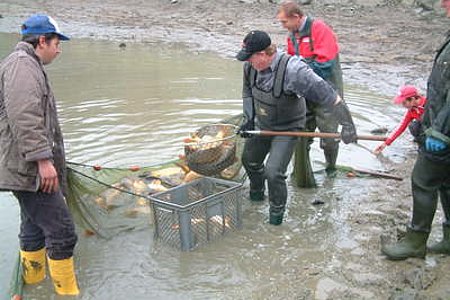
[0,42,66,192]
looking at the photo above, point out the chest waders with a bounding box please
[290,17,343,185]
[244,54,306,225]
[248,54,305,131]
[381,37,450,260]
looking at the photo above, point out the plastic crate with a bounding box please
[150,177,243,251]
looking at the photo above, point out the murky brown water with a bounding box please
[0,32,414,299]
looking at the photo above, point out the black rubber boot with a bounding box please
[381,228,429,260]
[428,224,450,255]
[249,190,264,202]
[269,212,283,226]
[269,206,284,226]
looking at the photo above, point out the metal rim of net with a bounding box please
[184,124,238,176]
[183,124,238,147]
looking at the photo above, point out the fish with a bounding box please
[183,171,202,183]
[170,215,231,230]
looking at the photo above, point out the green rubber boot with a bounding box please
[381,228,429,260]
[428,224,450,255]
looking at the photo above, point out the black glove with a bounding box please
[237,121,254,138]
[334,101,357,144]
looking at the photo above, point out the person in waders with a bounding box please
[0,15,79,294]
[373,85,426,155]
[236,30,357,225]
[381,0,450,260]
[277,1,346,186]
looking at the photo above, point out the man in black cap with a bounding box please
[236,30,357,225]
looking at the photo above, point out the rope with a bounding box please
[68,166,153,200]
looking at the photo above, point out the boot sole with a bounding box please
[382,251,426,261]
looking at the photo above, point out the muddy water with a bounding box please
[0,33,412,299]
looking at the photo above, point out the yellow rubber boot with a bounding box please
[48,256,80,295]
[20,248,46,284]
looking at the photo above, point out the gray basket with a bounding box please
[150,177,243,251]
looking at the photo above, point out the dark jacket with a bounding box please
[0,42,67,192]
[420,33,450,163]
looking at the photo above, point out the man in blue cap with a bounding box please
[236,30,357,225]
[0,14,79,295]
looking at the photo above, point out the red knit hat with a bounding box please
[393,85,419,104]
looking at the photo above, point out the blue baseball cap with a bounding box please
[21,14,70,41]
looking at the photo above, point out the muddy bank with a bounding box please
[1,0,450,299]
[1,0,449,94]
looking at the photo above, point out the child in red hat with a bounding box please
[373,85,427,155]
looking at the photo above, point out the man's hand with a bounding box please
[334,101,357,144]
[425,136,448,152]
[237,121,255,138]
[37,159,59,193]
[341,123,357,144]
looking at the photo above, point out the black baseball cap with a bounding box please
[236,30,271,61]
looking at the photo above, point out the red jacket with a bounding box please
[385,96,426,145]
[286,17,339,63]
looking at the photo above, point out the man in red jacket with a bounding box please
[277,1,345,182]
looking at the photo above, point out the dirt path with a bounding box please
[2,0,450,298]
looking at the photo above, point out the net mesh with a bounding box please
[9,115,245,297]
[65,115,245,240]
[184,124,238,176]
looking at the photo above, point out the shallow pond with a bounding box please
[0,32,412,299]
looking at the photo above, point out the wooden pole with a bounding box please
[246,130,387,142]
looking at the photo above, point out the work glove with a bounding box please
[334,101,357,144]
[237,121,254,138]
[425,136,448,152]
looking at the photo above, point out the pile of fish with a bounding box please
[90,164,203,221]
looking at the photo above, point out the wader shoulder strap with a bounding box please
[300,17,315,53]
[290,17,315,57]
[273,54,291,98]
[244,62,257,87]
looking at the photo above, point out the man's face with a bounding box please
[247,51,272,71]
[276,11,301,32]
[442,0,450,17]
[37,36,61,65]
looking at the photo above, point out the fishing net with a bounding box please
[184,124,238,176]
[9,115,246,298]
[65,115,245,240]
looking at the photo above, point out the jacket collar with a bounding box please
[15,41,43,65]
